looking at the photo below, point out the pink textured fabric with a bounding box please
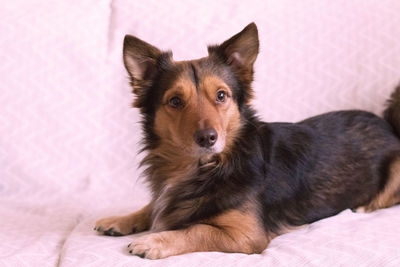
[1,0,400,266]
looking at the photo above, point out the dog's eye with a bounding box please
[168,96,183,109]
[216,90,227,102]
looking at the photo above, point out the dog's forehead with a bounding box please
[175,59,209,79]
[166,58,229,93]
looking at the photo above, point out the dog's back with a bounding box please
[259,109,400,233]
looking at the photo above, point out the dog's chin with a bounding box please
[196,142,225,165]
[198,151,217,166]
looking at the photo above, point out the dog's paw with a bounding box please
[127,233,174,259]
[95,210,150,236]
[94,216,134,236]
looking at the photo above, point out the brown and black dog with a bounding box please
[95,23,400,259]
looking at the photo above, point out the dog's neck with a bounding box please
[141,146,206,195]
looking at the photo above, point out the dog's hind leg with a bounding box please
[358,157,400,212]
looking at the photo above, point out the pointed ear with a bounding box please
[123,35,165,108]
[209,23,259,71]
[123,35,162,82]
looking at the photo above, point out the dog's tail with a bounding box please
[384,84,400,137]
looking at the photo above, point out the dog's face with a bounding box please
[123,23,259,159]
[153,62,241,156]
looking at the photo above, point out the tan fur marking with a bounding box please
[128,204,270,259]
[153,73,241,156]
[201,76,242,154]
[202,205,270,253]
[150,70,200,191]
[95,203,153,235]
[151,69,242,187]
[361,158,400,212]
[153,70,198,158]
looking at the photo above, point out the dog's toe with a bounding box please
[103,227,123,236]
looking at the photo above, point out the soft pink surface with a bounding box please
[1,0,400,266]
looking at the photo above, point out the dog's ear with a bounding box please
[208,23,259,105]
[123,35,161,82]
[209,22,259,73]
[123,35,164,108]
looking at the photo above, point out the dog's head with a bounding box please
[123,23,259,159]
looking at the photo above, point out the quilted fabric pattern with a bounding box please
[58,207,400,267]
[0,1,147,265]
[1,0,400,266]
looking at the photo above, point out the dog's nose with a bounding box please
[194,128,218,148]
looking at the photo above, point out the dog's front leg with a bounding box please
[95,203,153,236]
[128,208,270,259]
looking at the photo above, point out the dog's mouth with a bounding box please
[195,139,225,165]
[197,146,218,155]
[198,152,219,166]
[195,138,225,154]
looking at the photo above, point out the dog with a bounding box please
[94,23,400,259]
